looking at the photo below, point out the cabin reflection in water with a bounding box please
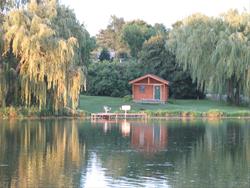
[96,120,168,153]
[130,123,168,153]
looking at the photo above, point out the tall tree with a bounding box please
[53,4,94,66]
[96,15,128,58]
[153,23,168,36]
[139,35,204,99]
[98,48,111,61]
[0,0,29,11]
[0,28,5,107]
[1,0,87,111]
[121,20,156,58]
[169,10,250,104]
[0,6,6,107]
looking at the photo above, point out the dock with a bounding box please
[91,112,147,120]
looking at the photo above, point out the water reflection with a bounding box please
[0,120,85,188]
[121,120,130,137]
[0,119,250,187]
[130,122,168,153]
[172,121,250,188]
[98,120,168,153]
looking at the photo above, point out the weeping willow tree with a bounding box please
[1,0,87,112]
[0,27,6,107]
[0,0,29,11]
[53,4,95,67]
[169,10,250,105]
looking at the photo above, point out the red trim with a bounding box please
[129,74,169,85]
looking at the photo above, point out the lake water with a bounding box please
[0,119,250,188]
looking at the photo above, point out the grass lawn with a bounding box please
[79,95,250,117]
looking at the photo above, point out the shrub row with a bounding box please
[143,109,250,118]
[0,107,87,119]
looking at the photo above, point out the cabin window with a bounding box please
[139,85,145,93]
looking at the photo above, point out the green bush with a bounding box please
[0,106,87,119]
[206,109,224,117]
[87,60,141,97]
[0,106,19,119]
[123,95,132,102]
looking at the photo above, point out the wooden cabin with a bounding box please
[129,74,169,103]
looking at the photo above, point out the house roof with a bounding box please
[129,74,169,85]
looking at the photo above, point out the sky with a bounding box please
[60,0,250,36]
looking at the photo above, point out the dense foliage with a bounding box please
[87,61,140,97]
[96,15,128,58]
[0,0,91,112]
[121,20,156,58]
[0,0,27,11]
[139,35,204,99]
[169,10,250,104]
[89,18,205,99]
[98,48,111,61]
[54,5,95,66]
[1,0,249,113]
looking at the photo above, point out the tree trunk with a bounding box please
[227,79,233,104]
[233,83,240,105]
[227,77,240,105]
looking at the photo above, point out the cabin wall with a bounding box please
[166,85,169,101]
[131,76,169,103]
[133,85,153,100]
[162,84,169,102]
[132,84,169,102]
[149,78,161,84]
[138,78,148,83]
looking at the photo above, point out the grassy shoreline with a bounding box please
[79,95,250,118]
[1,95,250,119]
[0,106,87,119]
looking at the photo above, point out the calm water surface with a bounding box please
[0,119,250,188]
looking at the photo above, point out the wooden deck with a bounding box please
[91,112,147,120]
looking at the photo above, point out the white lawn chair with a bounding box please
[103,106,111,113]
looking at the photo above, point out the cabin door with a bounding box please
[154,86,161,100]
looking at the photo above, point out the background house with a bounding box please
[129,74,169,103]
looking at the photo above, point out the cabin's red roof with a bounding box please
[129,74,169,85]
